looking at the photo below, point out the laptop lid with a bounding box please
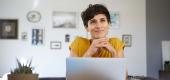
[66,58,127,80]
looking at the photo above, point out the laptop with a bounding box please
[66,58,127,80]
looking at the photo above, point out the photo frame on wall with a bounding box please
[50,41,61,49]
[110,12,120,29]
[21,32,28,41]
[27,11,41,23]
[122,34,132,47]
[65,34,70,42]
[0,19,18,39]
[32,29,44,45]
[52,11,76,28]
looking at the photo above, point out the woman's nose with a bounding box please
[95,22,102,28]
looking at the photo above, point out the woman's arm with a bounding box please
[116,50,124,58]
[83,49,93,57]
[103,41,124,58]
[69,49,78,57]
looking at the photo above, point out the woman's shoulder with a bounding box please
[109,37,122,42]
[109,36,125,50]
[74,36,89,41]
[73,36,90,43]
[109,36,124,45]
[75,36,88,40]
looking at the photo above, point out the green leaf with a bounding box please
[10,58,34,74]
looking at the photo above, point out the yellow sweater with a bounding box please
[69,36,124,57]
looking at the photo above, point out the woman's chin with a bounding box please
[93,35,105,39]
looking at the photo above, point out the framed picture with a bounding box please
[110,12,120,29]
[122,34,132,47]
[0,19,18,39]
[53,11,76,28]
[32,29,44,45]
[21,32,28,41]
[27,11,41,23]
[65,34,70,42]
[50,41,61,49]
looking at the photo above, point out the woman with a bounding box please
[69,4,125,58]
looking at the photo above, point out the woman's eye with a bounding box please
[90,20,96,24]
[101,19,106,22]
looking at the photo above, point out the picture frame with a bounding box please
[32,29,44,45]
[65,34,70,42]
[122,34,132,47]
[21,32,28,41]
[50,41,61,49]
[27,11,41,23]
[52,11,76,28]
[0,19,18,39]
[110,12,120,29]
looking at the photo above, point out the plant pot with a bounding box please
[8,74,38,80]
[164,61,170,71]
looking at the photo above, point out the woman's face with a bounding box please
[86,14,110,39]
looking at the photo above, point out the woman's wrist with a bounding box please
[83,51,92,57]
[83,48,94,57]
[111,50,116,57]
[107,46,117,57]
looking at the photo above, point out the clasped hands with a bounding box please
[84,37,116,57]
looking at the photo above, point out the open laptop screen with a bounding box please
[66,58,126,80]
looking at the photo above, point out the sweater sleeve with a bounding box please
[110,38,125,51]
[69,36,80,54]
[69,36,91,57]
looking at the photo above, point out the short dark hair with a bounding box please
[81,4,111,28]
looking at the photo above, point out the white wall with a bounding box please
[0,0,146,77]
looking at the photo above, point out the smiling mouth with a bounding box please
[95,30,104,33]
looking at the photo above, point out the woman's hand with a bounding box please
[102,41,117,56]
[102,40,124,58]
[83,38,116,57]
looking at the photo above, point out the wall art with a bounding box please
[27,11,41,23]
[122,34,132,47]
[53,11,76,28]
[50,41,61,49]
[0,19,18,39]
[65,34,70,42]
[32,29,43,45]
[21,32,28,41]
[110,12,120,29]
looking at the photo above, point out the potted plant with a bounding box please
[8,58,38,80]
